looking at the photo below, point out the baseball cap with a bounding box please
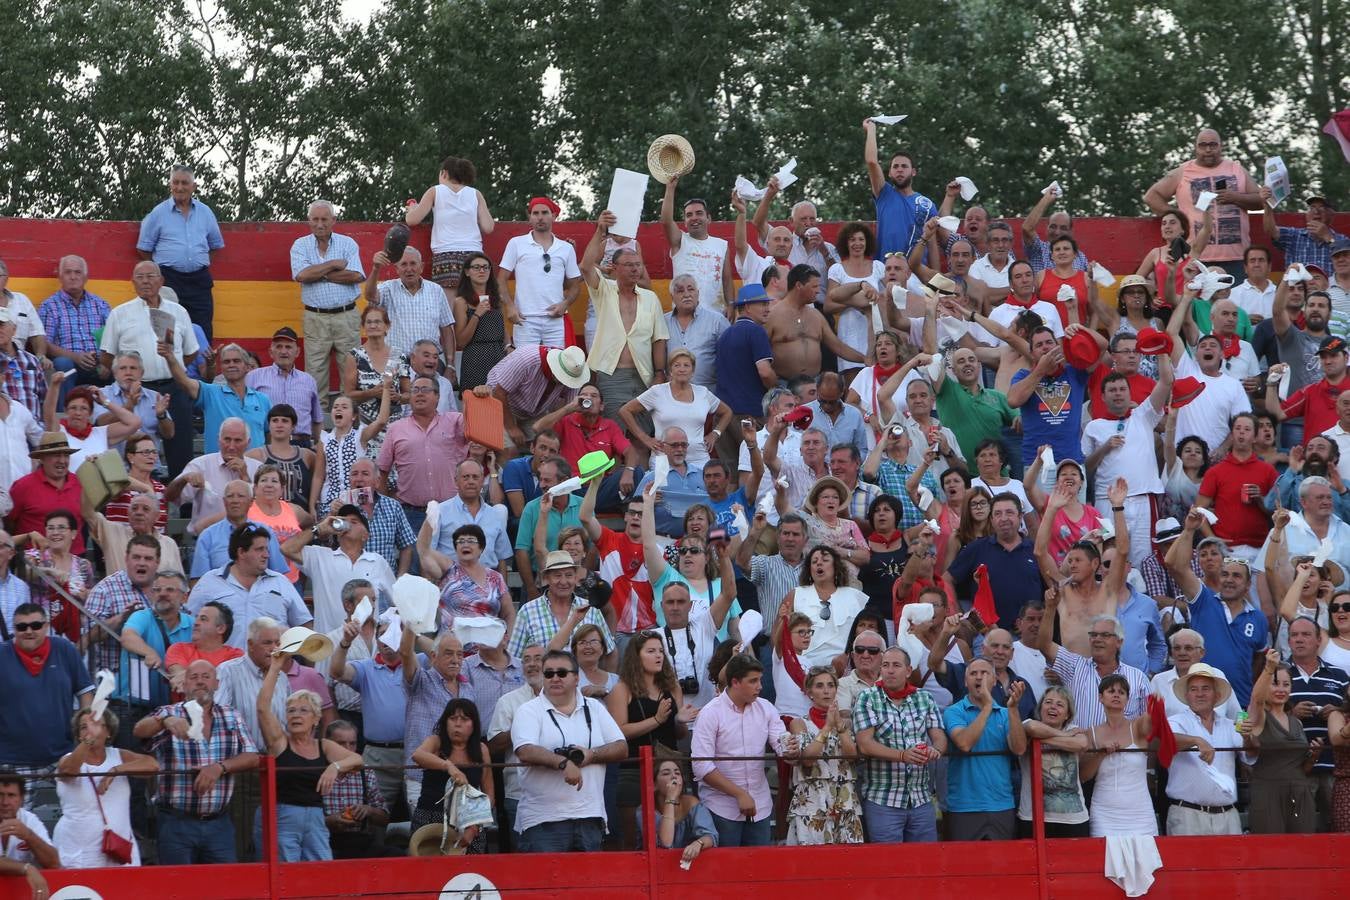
[271,326,300,343]
[334,503,369,527]
[1318,335,1348,355]
[1330,239,1350,258]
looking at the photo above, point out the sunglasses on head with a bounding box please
[13,621,46,632]
[1222,557,1252,573]
[542,668,574,679]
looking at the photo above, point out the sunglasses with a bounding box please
[677,547,705,556]
[542,668,575,679]
[542,251,552,274]
[819,602,832,622]
[1329,603,1350,614]
[853,646,882,655]
[13,621,46,632]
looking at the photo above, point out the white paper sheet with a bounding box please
[773,158,799,190]
[424,499,440,534]
[392,574,440,634]
[870,114,907,125]
[916,486,935,510]
[1264,156,1290,208]
[1091,262,1115,287]
[757,487,777,517]
[937,215,961,232]
[350,596,374,626]
[731,507,749,537]
[954,177,978,201]
[547,475,584,498]
[378,612,403,652]
[1283,263,1310,284]
[923,519,941,532]
[1195,191,1218,213]
[605,168,649,239]
[925,353,944,381]
[452,616,507,650]
[734,175,765,202]
[1056,283,1078,304]
[184,700,205,741]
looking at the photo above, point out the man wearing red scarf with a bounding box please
[1208,298,1260,385]
[0,604,94,835]
[852,647,947,843]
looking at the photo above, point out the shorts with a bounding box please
[431,250,475,288]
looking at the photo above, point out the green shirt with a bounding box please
[1189,298,1252,341]
[935,378,1017,461]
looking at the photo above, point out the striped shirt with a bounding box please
[374,278,455,356]
[147,701,258,816]
[0,346,48,419]
[1288,659,1350,773]
[485,346,578,423]
[852,686,942,809]
[1049,647,1149,729]
[403,665,476,783]
[508,595,614,659]
[746,554,804,627]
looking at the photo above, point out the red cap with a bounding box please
[782,406,814,431]
[1061,331,1100,369]
[527,196,560,217]
[1134,327,1173,356]
[1170,376,1206,409]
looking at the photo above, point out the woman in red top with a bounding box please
[1035,235,1093,327]
[1134,207,1213,303]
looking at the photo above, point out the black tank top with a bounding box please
[417,755,484,813]
[627,691,678,756]
[264,446,313,509]
[275,745,324,807]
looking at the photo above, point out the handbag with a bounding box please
[92,777,134,865]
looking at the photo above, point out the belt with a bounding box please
[158,805,228,821]
[365,739,403,749]
[1171,800,1235,814]
[305,302,356,315]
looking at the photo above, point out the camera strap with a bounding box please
[547,699,594,748]
[663,624,697,676]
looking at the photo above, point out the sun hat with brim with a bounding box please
[782,406,814,431]
[577,450,616,483]
[30,431,76,458]
[545,346,590,390]
[409,823,466,857]
[1170,376,1206,409]
[1289,554,1346,588]
[922,273,959,301]
[542,549,581,573]
[805,476,850,515]
[646,134,695,184]
[1061,331,1100,369]
[277,626,334,663]
[1116,274,1153,297]
[1135,327,1173,356]
[1172,662,1233,707]
[1153,517,1184,543]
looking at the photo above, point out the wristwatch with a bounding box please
[557,758,569,770]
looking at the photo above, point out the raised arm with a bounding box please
[1021,187,1056,248]
[1033,485,1071,584]
[416,516,454,583]
[640,482,671,584]
[1102,479,1131,596]
[660,175,683,251]
[862,119,884,197]
[1245,648,1281,741]
[580,211,613,290]
[257,653,290,755]
[1164,508,1205,600]
[750,177,779,243]
[578,473,603,543]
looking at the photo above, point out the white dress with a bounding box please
[54,748,142,867]
[826,261,885,371]
[1087,737,1157,837]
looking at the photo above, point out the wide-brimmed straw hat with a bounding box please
[409,822,465,857]
[1172,662,1233,707]
[646,134,695,184]
[30,432,75,458]
[545,346,590,389]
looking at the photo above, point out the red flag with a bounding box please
[972,564,999,626]
[1148,695,1177,768]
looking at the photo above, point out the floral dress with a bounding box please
[25,549,93,644]
[776,721,864,845]
[804,513,866,585]
[438,562,510,631]
[349,345,408,463]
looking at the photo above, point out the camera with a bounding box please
[579,397,593,410]
[679,675,699,696]
[553,745,586,766]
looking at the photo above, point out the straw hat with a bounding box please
[277,626,334,663]
[30,432,75,458]
[646,134,695,184]
[1172,662,1233,707]
[805,476,850,515]
[408,822,466,857]
[545,346,590,389]
[541,550,580,573]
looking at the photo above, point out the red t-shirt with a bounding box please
[1197,453,1278,549]
[555,413,632,473]
[1281,377,1349,446]
[6,472,85,554]
[596,526,653,633]
[1087,369,1156,420]
[1036,269,1090,327]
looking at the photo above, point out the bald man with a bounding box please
[366,245,455,358]
[751,177,839,304]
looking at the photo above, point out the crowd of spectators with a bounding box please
[2,128,1350,891]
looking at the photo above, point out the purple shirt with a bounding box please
[690,691,786,822]
[245,364,324,436]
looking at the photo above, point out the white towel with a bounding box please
[1103,834,1162,897]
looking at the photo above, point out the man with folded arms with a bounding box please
[1164,663,1242,835]
[291,199,365,411]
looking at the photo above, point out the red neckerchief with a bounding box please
[16,638,51,676]
[1292,311,1307,329]
[1216,334,1241,358]
[873,362,902,381]
[884,683,917,703]
[774,257,791,267]
[61,419,92,440]
[807,707,829,729]
[779,616,807,690]
[1003,292,1037,309]
[376,655,402,671]
[869,530,904,549]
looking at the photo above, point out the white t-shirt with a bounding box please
[1323,423,1350,483]
[511,693,624,832]
[500,233,582,319]
[970,255,1014,292]
[988,299,1065,338]
[773,651,811,718]
[1,292,44,349]
[665,609,718,709]
[430,184,483,253]
[0,807,49,863]
[827,261,886,370]
[1011,640,1048,700]
[636,382,720,467]
[488,684,539,802]
[1174,353,1252,451]
[1080,400,1165,499]
[671,233,729,312]
[1217,340,1260,380]
[99,297,200,382]
[737,246,773,291]
[972,476,1032,515]
[1229,280,1276,320]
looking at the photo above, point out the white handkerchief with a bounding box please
[1091,262,1115,287]
[1313,537,1335,567]
[392,574,440,634]
[184,700,205,741]
[1284,263,1310,284]
[870,114,907,125]
[1195,507,1218,526]
[937,215,961,232]
[1195,190,1218,212]
[925,353,944,381]
[424,499,440,534]
[773,158,799,190]
[923,519,941,532]
[954,176,978,201]
[651,453,670,492]
[378,612,403,652]
[734,175,765,202]
[90,670,116,721]
[737,610,764,649]
[1043,180,1063,197]
[1278,364,1292,400]
[547,475,584,498]
[916,486,935,510]
[731,507,749,537]
[757,487,777,517]
[350,596,374,626]
[891,284,908,304]
[1056,283,1078,304]
[776,475,789,489]
[1040,446,1056,470]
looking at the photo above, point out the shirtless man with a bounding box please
[1033,477,1130,656]
[766,264,866,380]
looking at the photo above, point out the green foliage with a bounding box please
[0,0,1342,221]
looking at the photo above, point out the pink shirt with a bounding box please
[1175,159,1254,263]
[1047,503,1104,565]
[285,660,335,710]
[376,412,467,506]
[690,691,786,822]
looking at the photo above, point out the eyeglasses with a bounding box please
[542,251,552,274]
[410,385,437,394]
[1171,644,1201,652]
[853,646,882,655]
[131,448,159,456]
[793,628,816,638]
[665,441,689,449]
[467,263,491,271]
[542,668,574,679]
[45,524,71,532]
[1329,603,1350,614]
[13,621,46,632]
[575,638,602,648]
[1087,630,1117,639]
[454,537,482,546]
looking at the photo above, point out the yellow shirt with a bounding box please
[585,276,669,384]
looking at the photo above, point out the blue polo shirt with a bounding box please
[195,380,271,451]
[136,197,225,272]
[0,637,94,765]
[189,517,288,578]
[118,609,193,705]
[714,319,773,415]
[1189,585,1268,707]
[943,698,1014,813]
[875,183,938,257]
[350,656,423,743]
[945,536,1043,628]
[1010,366,1090,466]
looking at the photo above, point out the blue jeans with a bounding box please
[401,503,426,576]
[254,804,333,861]
[157,808,237,863]
[861,798,938,843]
[520,817,604,852]
[709,811,772,847]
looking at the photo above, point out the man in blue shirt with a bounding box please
[189,480,288,579]
[1006,325,1101,470]
[945,494,1043,626]
[500,430,560,530]
[943,659,1026,841]
[163,341,271,450]
[714,283,776,416]
[137,165,225,340]
[864,119,937,258]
